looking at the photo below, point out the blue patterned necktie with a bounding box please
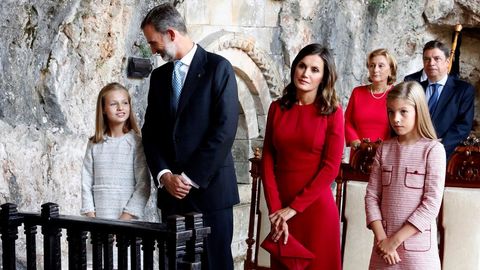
[172,60,185,110]
[428,83,439,114]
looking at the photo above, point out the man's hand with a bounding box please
[161,172,191,199]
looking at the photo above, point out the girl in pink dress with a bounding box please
[365,81,446,269]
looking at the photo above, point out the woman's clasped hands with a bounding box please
[269,207,297,245]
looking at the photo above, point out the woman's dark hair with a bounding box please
[279,44,339,115]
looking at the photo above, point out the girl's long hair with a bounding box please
[91,82,141,143]
[279,44,340,115]
[387,81,437,140]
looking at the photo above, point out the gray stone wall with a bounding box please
[0,0,161,212]
[278,0,479,119]
[0,0,479,268]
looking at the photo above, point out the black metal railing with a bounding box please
[0,202,210,270]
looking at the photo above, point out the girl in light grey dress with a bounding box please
[81,82,150,220]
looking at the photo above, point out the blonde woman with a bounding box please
[345,48,397,150]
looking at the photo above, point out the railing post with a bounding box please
[67,229,88,270]
[158,238,167,270]
[142,235,155,270]
[1,203,21,270]
[41,202,62,270]
[183,213,210,270]
[117,234,129,270]
[167,215,192,270]
[102,234,114,270]
[24,222,38,270]
[130,237,141,270]
[91,232,103,270]
[167,215,184,270]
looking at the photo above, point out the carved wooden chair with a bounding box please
[439,134,480,270]
[244,145,350,270]
[335,139,381,270]
[245,149,271,270]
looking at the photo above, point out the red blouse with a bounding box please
[344,85,391,145]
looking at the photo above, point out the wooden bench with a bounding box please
[439,135,480,270]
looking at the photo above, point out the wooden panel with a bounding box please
[445,135,480,187]
[337,140,380,267]
[342,181,373,270]
[440,134,480,269]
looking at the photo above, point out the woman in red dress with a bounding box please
[261,44,344,270]
[344,48,397,151]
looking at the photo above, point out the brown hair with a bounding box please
[280,44,340,115]
[367,48,397,85]
[91,83,140,143]
[387,81,437,140]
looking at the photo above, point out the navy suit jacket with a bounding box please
[421,76,475,158]
[142,45,240,213]
[404,69,423,83]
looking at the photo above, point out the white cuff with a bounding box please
[156,169,172,188]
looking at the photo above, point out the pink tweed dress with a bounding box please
[365,137,446,270]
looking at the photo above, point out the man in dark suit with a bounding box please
[420,40,475,159]
[141,4,239,270]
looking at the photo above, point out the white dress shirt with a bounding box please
[425,75,448,103]
[156,44,199,189]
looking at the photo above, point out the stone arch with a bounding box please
[200,31,283,101]
[199,31,283,184]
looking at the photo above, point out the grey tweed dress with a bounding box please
[81,130,150,219]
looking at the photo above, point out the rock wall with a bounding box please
[279,0,479,120]
[0,0,163,216]
[0,0,479,268]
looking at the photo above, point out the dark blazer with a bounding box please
[142,45,240,213]
[404,69,424,82]
[421,76,475,158]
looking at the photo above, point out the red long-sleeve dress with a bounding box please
[344,85,391,146]
[261,101,344,270]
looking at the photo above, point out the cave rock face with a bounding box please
[0,0,478,268]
